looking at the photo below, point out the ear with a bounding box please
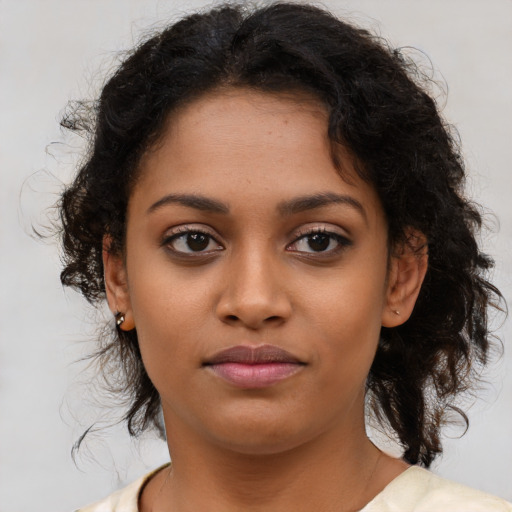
[103,236,135,331]
[381,229,428,328]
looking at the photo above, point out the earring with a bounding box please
[115,312,125,326]
[393,310,400,315]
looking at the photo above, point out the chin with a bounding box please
[204,412,321,456]
[214,432,311,457]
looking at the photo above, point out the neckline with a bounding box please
[135,463,426,512]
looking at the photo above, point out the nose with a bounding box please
[215,248,292,330]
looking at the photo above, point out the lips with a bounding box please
[203,345,305,389]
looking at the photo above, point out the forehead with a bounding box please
[142,88,332,176]
[133,88,383,221]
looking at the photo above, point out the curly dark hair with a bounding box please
[58,2,502,467]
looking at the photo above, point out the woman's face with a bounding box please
[107,89,412,455]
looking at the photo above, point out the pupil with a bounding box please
[187,233,209,251]
[308,234,330,251]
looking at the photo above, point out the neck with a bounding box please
[142,414,407,512]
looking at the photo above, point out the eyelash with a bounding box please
[162,226,352,258]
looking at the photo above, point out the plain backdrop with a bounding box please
[1,1,511,510]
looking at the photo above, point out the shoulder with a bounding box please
[74,478,142,512]
[74,466,166,512]
[362,466,512,512]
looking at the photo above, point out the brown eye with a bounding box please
[186,232,210,251]
[288,229,352,255]
[306,233,331,252]
[166,230,223,254]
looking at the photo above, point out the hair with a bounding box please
[58,1,502,467]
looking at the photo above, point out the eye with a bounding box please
[164,230,223,254]
[288,229,351,254]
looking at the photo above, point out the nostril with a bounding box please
[226,315,239,322]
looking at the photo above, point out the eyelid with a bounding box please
[290,223,351,241]
[162,223,220,239]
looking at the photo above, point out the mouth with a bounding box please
[203,344,306,389]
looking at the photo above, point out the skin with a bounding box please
[104,88,427,511]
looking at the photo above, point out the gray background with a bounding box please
[1,1,511,510]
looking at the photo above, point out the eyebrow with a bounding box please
[147,193,230,215]
[147,191,366,221]
[277,192,367,221]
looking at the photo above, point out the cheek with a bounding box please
[305,252,388,327]
[128,240,210,322]
[134,290,205,353]
[126,256,212,372]
[302,257,388,379]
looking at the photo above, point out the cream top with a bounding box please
[77,465,512,512]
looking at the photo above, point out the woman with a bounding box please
[57,2,511,511]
